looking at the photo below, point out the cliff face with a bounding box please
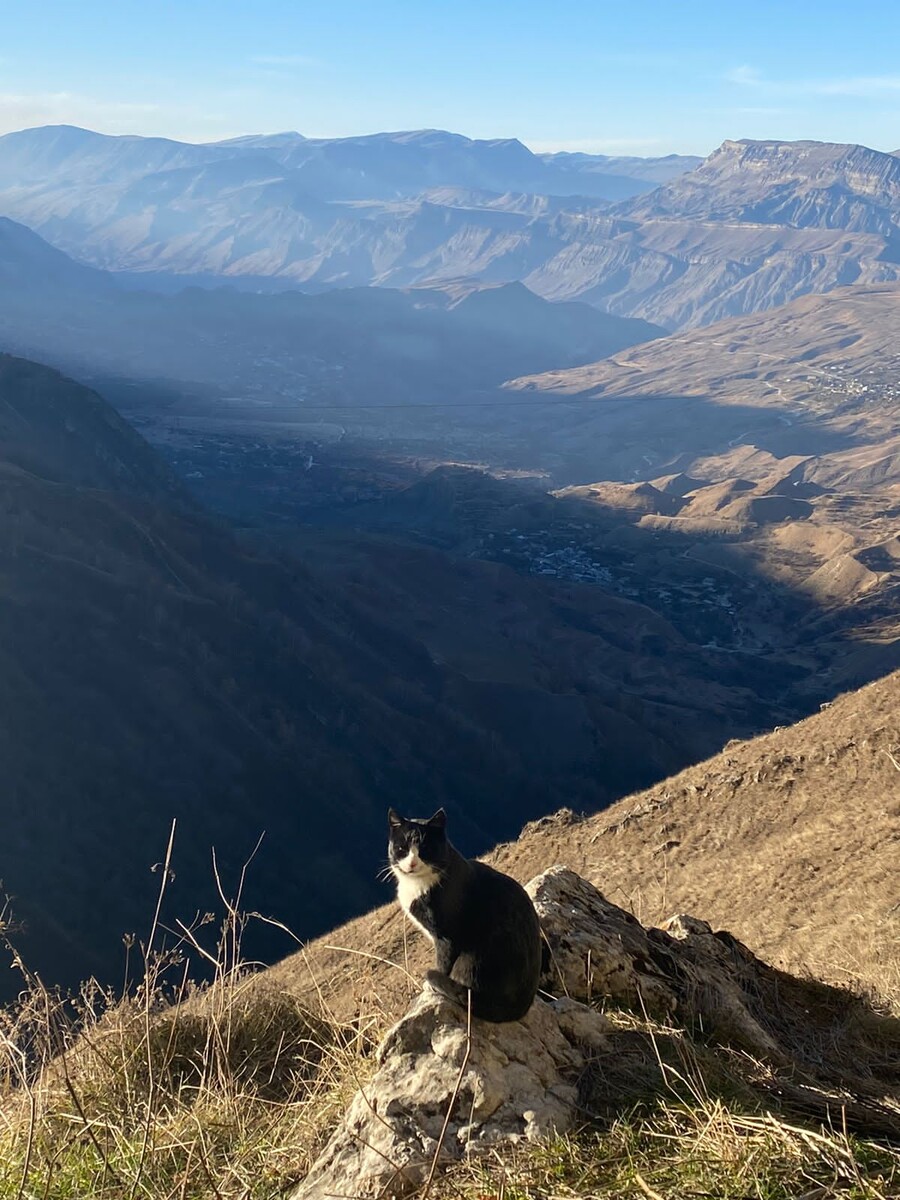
[619,139,900,234]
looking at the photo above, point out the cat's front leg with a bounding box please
[434,936,457,976]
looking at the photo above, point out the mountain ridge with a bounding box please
[617,137,900,234]
[0,216,663,403]
[3,128,900,328]
[0,122,657,200]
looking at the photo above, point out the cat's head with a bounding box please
[387,808,448,880]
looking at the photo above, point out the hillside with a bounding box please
[0,666,897,1199]
[269,667,900,1021]
[0,353,177,495]
[509,280,900,407]
[0,217,661,405]
[505,282,900,494]
[0,355,787,999]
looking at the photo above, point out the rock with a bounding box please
[528,867,680,1015]
[532,866,793,1061]
[291,986,609,1199]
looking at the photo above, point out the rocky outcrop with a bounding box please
[290,866,895,1198]
[619,139,900,234]
[292,986,608,1199]
[530,867,795,1060]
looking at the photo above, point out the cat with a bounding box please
[387,806,542,1023]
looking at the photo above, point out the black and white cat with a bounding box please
[387,807,542,1023]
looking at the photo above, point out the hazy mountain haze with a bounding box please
[4,126,900,330]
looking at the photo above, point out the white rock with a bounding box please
[291,986,607,1199]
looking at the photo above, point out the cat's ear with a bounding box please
[427,808,447,830]
[388,808,403,828]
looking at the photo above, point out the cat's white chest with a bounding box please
[393,863,439,942]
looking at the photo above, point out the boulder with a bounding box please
[531,866,801,1061]
[291,984,608,1199]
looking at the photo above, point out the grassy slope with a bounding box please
[0,669,898,1197]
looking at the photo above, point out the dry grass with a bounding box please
[1,949,897,1200]
[0,979,353,1200]
[433,1112,900,1200]
[0,837,377,1200]
[432,1005,900,1199]
[0,831,897,1199]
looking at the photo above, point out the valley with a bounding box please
[125,283,900,713]
[0,353,798,1000]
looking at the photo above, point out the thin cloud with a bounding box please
[250,53,320,68]
[813,76,900,96]
[726,65,900,98]
[733,106,792,117]
[0,91,231,141]
[726,65,764,87]
[0,91,161,133]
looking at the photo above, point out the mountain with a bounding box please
[0,352,176,495]
[268,666,900,1021]
[3,129,900,329]
[618,138,900,234]
[0,126,694,204]
[507,280,900,485]
[0,353,782,998]
[0,124,223,185]
[211,128,654,199]
[0,216,111,291]
[509,279,900,395]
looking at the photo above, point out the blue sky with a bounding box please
[2,0,900,155]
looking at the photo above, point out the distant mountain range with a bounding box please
[2,126,899,327]
[0,124,695,200]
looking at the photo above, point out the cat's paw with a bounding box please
[424,970,469,1010]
